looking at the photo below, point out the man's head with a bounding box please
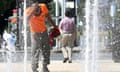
[65,9,72,18]
[31,3,42,16]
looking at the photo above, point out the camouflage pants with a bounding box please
[31,31,51,72]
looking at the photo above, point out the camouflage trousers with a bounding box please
[31,31,51,72]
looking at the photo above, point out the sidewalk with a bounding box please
[0,60,120,72]
[52,46,80,53]
[0,61,81,72]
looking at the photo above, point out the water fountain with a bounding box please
[85,0,99,72]
[23,0,27,72]
[1,0,119,72]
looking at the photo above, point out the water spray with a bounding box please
[85,0,91,72]
[85,0,99,72]
[91,0,99,72]
[23,0,27,72]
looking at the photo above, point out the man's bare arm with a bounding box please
[46,14,57,28]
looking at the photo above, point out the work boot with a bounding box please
[32,69,38,72]
[34,71,38,72]
[41,64,50,72]
[68,60,72,63]
[63,58,69,63]
[32,64,39,72]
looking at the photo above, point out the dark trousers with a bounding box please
[31,31,51,72]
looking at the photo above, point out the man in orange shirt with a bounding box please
[26,2,56,72]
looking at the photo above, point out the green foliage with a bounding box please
[48,2,55,16]
[34,0,53,3]
[0,0,15,14]
[115,5,120,24]
[48,1,61,16]
[77,0,85,17]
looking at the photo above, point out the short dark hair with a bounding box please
[65,9,72,18]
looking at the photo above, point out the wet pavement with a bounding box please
[0,46,113,63]
[0,60,120,72]
[0,49,81,63]
[0,46,120,72]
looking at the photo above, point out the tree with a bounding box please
[0,0,16,14]
[34,0,53,4]
[0,0,16,37]
[115,5,120,24]
[48,1,61,16]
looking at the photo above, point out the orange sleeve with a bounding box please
[39,4,48,15]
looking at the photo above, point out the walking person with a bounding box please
[59,9,76,63]
[26,2,57,72]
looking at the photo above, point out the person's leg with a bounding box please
[66,47,72,63]
[67,34,73,63]
[42,48,50,72]
[31,33,40,72]
[41,31,51,72]
[61,47,69,63]
[61,34,69,63]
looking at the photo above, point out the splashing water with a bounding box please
[84,0,91,72]
[23,0,27,72]
[85,0,99,72]
[2,31,16,72]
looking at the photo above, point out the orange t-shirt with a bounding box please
[26,3,48,33]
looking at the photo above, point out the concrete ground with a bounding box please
[0,60,120,72]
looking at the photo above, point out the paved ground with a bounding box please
[0,60,120,72]
[0,46,120,72]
